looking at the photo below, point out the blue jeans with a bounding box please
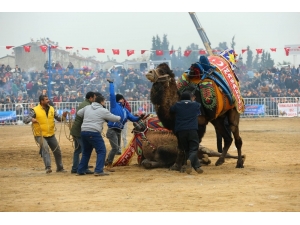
[78,131,106,174]
[106,128,121,164]
[71,136,84,172]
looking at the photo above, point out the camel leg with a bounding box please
[199,146,246,160]
[141,159,165,169]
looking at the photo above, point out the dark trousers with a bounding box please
[177,130,200,169]
[78,131,106,174]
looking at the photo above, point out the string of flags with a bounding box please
[2,45,300,57]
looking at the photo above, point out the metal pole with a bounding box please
[47,45,52,100]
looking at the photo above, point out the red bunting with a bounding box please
[256,49,263,54]
[270,48,276,52]
[284,47,290,56]
[127,50,134,56]
[66,46,73,49]
[23,46,31,52]
[141,50,147,54]
[184,50,192,57]
[6,46,14,49]
[156,50,163,56]
[241,49,247,54]
[169,50,175,55]
[51,45,58,49]
[97,48,105,53]
[199,50,206,55]
[40,45,48,53]
[82,47,89,50]
[112,49,120,55]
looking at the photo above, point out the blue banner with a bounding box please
[0,111,17,122]
[244,104,265,115]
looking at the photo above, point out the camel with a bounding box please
[131,115,245,170]
[145,51,245,170]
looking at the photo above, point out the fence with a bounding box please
[0,97,300,125]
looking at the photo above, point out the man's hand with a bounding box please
[139,114,146,120]
[31,118,37,123]
[107,78,114,83]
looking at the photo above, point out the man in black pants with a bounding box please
[170,91,203,174]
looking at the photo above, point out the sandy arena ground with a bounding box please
[0,117,299,214]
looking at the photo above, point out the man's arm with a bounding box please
[23,108,37,124]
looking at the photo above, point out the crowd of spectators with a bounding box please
[1,61,300,110]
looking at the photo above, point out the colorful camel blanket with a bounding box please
[113,115,171,166]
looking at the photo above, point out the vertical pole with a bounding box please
[47,45,52,100]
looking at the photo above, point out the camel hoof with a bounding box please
[215,157,225,166]
[169,163,180,171]
[142,161,152,169]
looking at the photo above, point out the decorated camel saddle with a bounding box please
[177,49,245,120]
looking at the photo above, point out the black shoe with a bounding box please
[107,78,114,83]
[88,165,93,168]
[46,168,52,174]
[85,170,94,174]
[71,170,77,174]
[94,172,109,176]
[116,151,122,155]
[76,172,86,176]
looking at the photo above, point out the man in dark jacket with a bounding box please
[105,79,143,172]
[170,91,203,174]
[70,91,96,174]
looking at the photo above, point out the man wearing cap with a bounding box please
[105,79,144,172]
[170,91,203,175]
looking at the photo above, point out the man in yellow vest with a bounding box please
[23,94,68,174]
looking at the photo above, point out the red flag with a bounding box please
[6,46,14,49]
[40,45,48,53]
[199,50,206,55]
[82,47,89,50]
[156,50,163,56]
[51,45,58,49]
[141,50,147,54]
[23,45,31,52]
[184,50,192,57]
[112,49,120,55]
[212,49,218,53]
[169,50,175,55]
[241,49,247,54]
[66,46,73,49]
[127,50,134,56]
[284,47,290,56]
[270,48,276,52]
[256,49,263,54]
[97,48,105,53]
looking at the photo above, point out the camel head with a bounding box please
[145,63,174,83]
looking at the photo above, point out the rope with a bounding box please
[31,115,67,154]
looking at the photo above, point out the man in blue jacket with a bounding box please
[170,91,203,174]
[105,79,144,172]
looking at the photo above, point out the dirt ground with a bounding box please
[0,117,299,213]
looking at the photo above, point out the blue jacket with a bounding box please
[170,100,201,134]
[107,83,140,130]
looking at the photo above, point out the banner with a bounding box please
[244,105,265,115]
[278,103,300,117]
[0,111,16,122]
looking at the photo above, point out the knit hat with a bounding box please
[180,91,191,100]
[116,94,124,102]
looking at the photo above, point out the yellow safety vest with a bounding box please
[32,104,55,137]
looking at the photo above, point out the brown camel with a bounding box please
[131,115,245,170]
[145,56,245,170]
